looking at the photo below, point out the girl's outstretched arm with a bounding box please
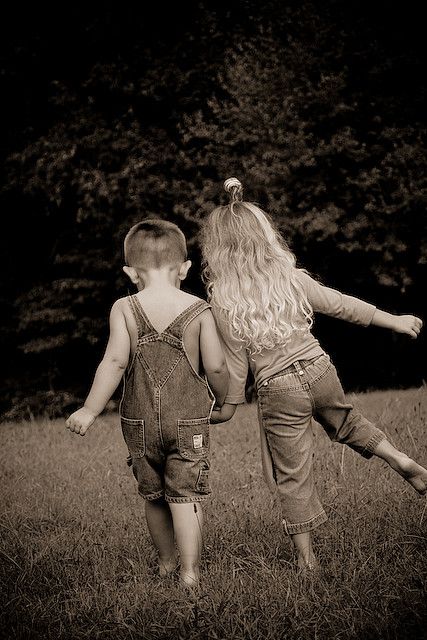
[299,271,376,326]
[371,310,423,338]
[66,300,130,435]
[299,271,423,337]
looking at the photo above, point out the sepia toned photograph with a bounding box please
[1,1,426,638]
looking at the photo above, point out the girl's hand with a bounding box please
[392,315,423,338]
[372,310,423,338]
[66,407,97,436]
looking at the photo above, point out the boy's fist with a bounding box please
[66,407,96,436]
[393,315,423,338]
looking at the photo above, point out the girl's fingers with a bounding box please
[413,321,422,334]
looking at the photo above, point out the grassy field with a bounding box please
[1,387,427,640]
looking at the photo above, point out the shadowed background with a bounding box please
[1,0,426,419]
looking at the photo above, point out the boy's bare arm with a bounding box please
[199,310,229,408]
[371,310,423,338]
[66,300,130,436]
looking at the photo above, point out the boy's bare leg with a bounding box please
[145,498,178,576]
[373,440,427,495]
[169,502,203,588]
[291,531,318,571]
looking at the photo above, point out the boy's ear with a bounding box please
[178,260,192,281]
[123,265,140,284]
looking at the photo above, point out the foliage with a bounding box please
[177,21,427,290]
[1,0,426,416]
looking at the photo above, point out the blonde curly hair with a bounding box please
[200,178,313,354]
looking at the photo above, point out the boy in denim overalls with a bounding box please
[66,219,229,588]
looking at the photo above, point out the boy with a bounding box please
[66,219,229,588]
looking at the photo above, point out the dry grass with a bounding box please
[1,388,427,639]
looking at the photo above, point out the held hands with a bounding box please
[66,406,97,436]
[211,403,237,424]
[393,315,423,339]
[210,408,224,424]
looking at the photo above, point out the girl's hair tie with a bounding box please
[224,177,243,202]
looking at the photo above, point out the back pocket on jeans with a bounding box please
[121,417,145,459]
[177,417,210,461]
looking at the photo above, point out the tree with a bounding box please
[2,0,426,417]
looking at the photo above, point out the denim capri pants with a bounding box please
[257,353,386,534]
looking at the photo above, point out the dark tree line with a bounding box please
[1,0,426,419]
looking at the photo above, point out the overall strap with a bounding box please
[169,300,211,340]
[127,295,154,339]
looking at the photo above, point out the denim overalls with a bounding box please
[120,295,215,503]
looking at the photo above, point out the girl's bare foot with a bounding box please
[297,554,319,574]
[374,441,427,495]
[391,455,427,495]
[291,531,318,574]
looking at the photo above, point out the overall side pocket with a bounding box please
[121,417,145,459]
[177,417,210,461]
[196,460,211,494]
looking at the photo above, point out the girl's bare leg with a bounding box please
[145,498,178,576]
[291,531,318,571]
[169,502,203,587]
[373,440,427,494]
[289,442,427,572]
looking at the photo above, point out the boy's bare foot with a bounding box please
[159,553,179,577]
[179,570,200,600]
[179,569,199,587]
[391,455,427,495]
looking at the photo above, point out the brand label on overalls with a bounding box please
[193,434,203,449]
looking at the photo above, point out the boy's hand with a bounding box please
[392,315,423,338]
[210,403,237,424]
[66,407,97,436]
[210,409,224,424]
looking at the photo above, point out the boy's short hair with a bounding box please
[124,219,187,269]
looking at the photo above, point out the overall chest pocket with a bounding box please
[177,418,210,461]
[121,417,145,459]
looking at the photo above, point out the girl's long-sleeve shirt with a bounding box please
[213,271,376,404]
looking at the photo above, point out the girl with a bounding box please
[204,177,427,571]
